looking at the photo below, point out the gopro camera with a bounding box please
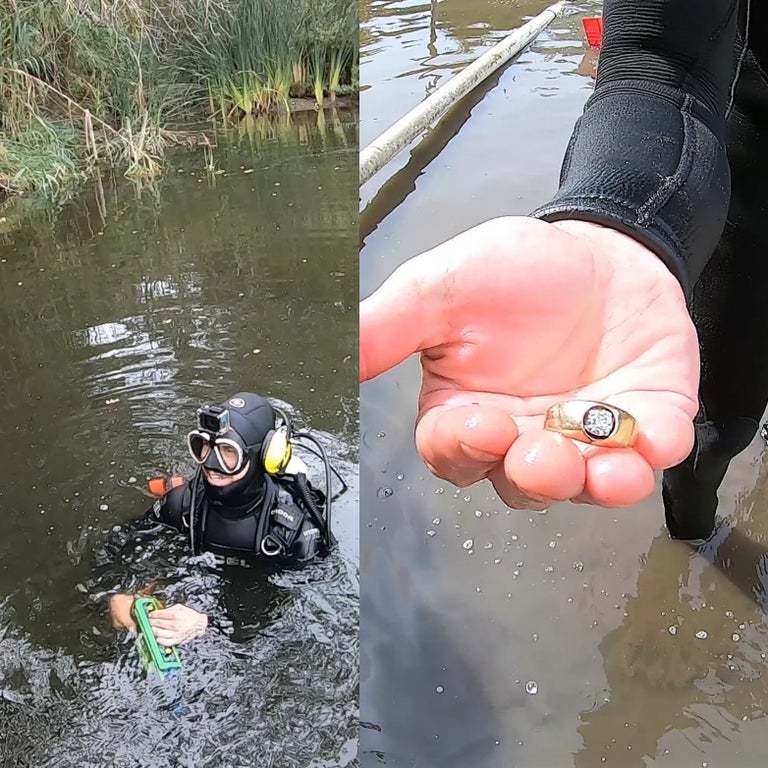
[197,405,231,436]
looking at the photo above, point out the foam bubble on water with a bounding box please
[426,530,436,537]
[463,539,474,550]
[377,487,393,499]
[695,630,708,640]
[435,685,444,694]
[525,681,538,695]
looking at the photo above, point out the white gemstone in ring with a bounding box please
[582,406,616,439]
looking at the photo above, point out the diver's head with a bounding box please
[187,392,277,505]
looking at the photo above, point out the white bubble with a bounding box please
[525,681,538,695]
[463,539,474,550]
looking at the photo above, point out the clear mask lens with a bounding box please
[217,442,242,472]
[188,432,211,463]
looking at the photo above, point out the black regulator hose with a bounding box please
[294,431,336,546]
[295,473,332,547]
[189,466,203,554]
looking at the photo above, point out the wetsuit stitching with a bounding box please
[636,95,695,226]
[726,0,750,118]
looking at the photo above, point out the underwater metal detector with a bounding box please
[131,596,183,677]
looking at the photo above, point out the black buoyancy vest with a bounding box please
[190,474,326,561]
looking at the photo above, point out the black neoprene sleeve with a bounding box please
[531,0,740,296]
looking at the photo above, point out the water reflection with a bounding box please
[361,0,599,209]
[0,110,358,766]
[577,457,768,766]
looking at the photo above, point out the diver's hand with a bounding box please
[109,594,137,633]
[148,603,208,646]
[360,217,699,509]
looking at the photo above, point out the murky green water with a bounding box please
[361,2,768,766]
[0,111,359,767]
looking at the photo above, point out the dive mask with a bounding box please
[187,430,248,475]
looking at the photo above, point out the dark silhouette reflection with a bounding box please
[575,480,768,766]
[663,51,768,541]
[575,53,768,765]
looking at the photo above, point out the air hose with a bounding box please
[294,430,336,547]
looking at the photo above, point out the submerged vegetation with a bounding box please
[0,0,357,202]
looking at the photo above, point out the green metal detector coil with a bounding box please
[131,596,182,677]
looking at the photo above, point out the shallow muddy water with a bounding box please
[0,111,359,767]
[360,2,768,766]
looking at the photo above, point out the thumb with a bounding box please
[359,254,448,382]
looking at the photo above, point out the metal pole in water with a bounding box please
[360,0,568,187]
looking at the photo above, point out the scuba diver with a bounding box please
[108,391,342,648]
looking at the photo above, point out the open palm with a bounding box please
[360,217,700,508]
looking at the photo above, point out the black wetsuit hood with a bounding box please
[202,392,276,513]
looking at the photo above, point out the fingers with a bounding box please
[152,628,184,647]
[148,615,177,629]
[360,256,448,382]
[415,406,660,509]
[503,430,586,501]
[147,605,207,647]
[487,465,551,511]
[620,400,696,470]
[415,404,519,487]
[583,449,656,507]
[109,594,137,631]
[148,607,175,620]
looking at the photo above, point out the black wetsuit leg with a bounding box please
[663,44,768,539]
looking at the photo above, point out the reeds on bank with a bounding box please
[0,0,357,202]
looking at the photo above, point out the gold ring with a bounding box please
[544,400,637,448]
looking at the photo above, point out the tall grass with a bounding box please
[189,0,357,116]
[0,0,358,202]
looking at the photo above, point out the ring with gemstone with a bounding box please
[543,400,637,448]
